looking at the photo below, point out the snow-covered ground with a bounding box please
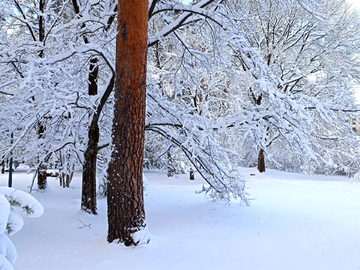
[1,168,359,270]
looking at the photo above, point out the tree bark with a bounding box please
[106,0,148,246]
[257,148,265,173]
[36,0,47,190]
[167,151,175,177]
[72,0,108,214]
[190,169,195,180]
[80,65,99,213]
[81,124,99,214]
[37,123,47,190]
[37,166,47,190]
[88,58,99,96]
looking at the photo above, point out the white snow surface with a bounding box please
[0,194,10,235]
[1,168,360,270]
[0,234,16,266]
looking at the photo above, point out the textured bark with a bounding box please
[81,124,99,214]
[107,0,148,245]
[257,148,266,173]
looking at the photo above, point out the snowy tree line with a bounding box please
[0,0,360,247]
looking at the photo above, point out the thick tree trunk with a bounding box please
[107,0,148,246]
[257,148,265,173]
[81,124,99,214]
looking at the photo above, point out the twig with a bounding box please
[77,218,91,229]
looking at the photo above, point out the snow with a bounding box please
[1,168,360,270]
[0,195,10,235]
[0,234,16,266]
[0,187,44,218]
[0,253,15,270]
[0,185,44,269]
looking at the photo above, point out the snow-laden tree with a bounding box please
[0,0,339,195]
[105,0,335,245]
[2,0,355,241]
[228,0,360,173]
[0,0,82,188]
[0,0,115,201]
[0,187,43,269]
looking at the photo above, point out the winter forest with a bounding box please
[1,0,360,269]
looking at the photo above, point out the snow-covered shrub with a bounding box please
[0,187,43,269]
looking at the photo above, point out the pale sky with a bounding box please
[348,0,360,8]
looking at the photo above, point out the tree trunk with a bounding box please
[167,151,175,177]
[80,64,99,212]
[72,0,104,214]
[257,148,265,173]
[37,123,47,190]
[37,0,47,190]
[88,58,99,96]
[81,124,99,215]
[66,170,74,188]
[190,169,195,180]
[80,59,99,210]
[37,166,47,190]
[107,0,148,246]
[38,0,45,58]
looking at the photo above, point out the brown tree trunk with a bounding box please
[107,0,148,246]
[81,124,99,214]
[257,148,265,173]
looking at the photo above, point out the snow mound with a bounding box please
[132,226,150,246]
[352,172,360,183]
[0,187,44,217]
